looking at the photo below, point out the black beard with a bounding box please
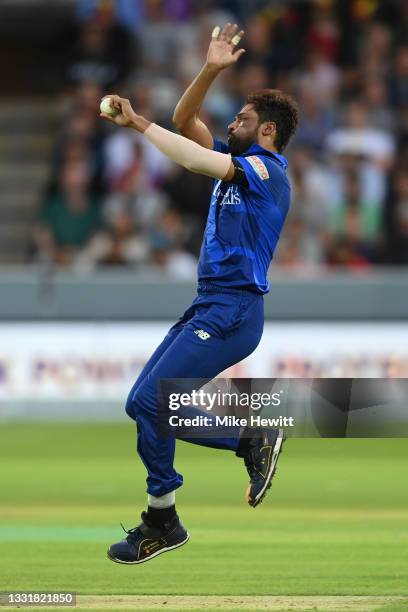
[228,135,255,156]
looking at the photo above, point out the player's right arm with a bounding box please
[172,23,245,149]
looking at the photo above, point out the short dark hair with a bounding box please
[246,89,299,153]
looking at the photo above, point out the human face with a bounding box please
[227,104,260,155]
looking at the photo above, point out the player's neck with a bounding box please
[256,138,278,153]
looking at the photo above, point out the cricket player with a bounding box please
[100,23,298,564]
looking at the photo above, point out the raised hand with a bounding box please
[206,23,245,72]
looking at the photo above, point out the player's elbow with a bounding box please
[173,118,191,137]
[172,108,186,132]
[172,113,182,131]
[182,160,200,174]
[172,111,196,135]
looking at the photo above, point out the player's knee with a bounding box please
[126,386,146,420]
[130,388,144,416]
[125,390,137,420]
[129,384,156,419]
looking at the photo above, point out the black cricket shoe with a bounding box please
[107,511,189,564]
[238,427,285,508]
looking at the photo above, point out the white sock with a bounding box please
[148,491,175,509]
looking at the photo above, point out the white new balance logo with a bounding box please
[194,329,211,340]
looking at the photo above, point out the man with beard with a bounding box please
[101,23,298,565]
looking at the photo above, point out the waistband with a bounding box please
[197,282,262,297]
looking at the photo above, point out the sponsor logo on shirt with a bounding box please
[213,183,241,205]
[247,156,269,180]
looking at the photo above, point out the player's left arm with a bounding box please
[100,95,237,181]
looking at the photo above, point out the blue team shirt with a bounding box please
[197,139,291,294]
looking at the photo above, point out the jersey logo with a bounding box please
[213,183,241,205]
[194,329,211,340]
[247,156,269,180]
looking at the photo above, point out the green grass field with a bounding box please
[0,424,407,611]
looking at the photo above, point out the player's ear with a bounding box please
[261,121,276,137]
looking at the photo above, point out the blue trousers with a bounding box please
[125,285,264,497]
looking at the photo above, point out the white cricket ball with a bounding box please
[100,97,118,116]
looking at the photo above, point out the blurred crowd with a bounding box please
[32,0,408,275]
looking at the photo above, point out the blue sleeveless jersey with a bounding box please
[197,139,291,294]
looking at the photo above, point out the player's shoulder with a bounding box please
[212,138,230,154]
[243,152,289,185]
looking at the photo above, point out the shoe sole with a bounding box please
[106,533,190,565]
[247,428,285,508]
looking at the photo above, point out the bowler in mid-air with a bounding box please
[100,22,299,564]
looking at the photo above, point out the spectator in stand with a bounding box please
[266,4,307,74]
[297,50,340,107]
[147,240,198,279]
[288,144,332,249]
[103,135,169,230]
[274,217,323,272]
[362,76,396,132]
[51,82,107,194]
[65,7,133,89]
[359,21,392,79]
[325,236,371,270]
[306,0,340,63]
[75,204,150,270]
[162,164,212,254]
[327,168,382,262]
[293,88,334,154]
[386,168,408,265]
[137,0,180,76]
[239,13,272,70]
[396,105,408,154]
[233,62,270,100]
[143,209,197,278]
[390,45,408,108]
[33,159,101,265]
[149,208,193,255]
[326,102,394,206]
